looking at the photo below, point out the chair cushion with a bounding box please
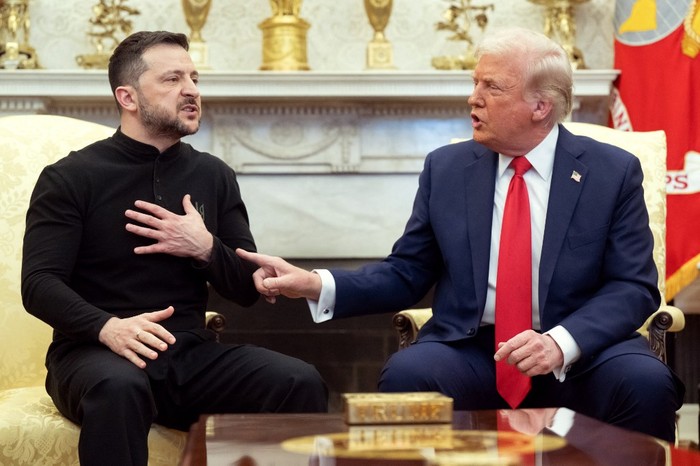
[0,386,187,465]
[0,115,116,391]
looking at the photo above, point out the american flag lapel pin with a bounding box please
[571,170,582,183]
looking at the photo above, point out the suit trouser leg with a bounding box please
[378,327,509,410]
[46,345,154,466]
[527,352,683,443]
[379,330,682,442]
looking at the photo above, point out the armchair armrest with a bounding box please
[392,308,433,350]
[639,305,685,363]
[393,306,686,363]
[205,311,227,341]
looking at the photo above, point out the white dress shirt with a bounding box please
[309,125,580,381]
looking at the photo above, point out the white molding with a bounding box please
[0,69,619,257]
[0,69,619,101]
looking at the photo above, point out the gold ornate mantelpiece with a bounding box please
[75,0,140,69]
[182,0,213,69]
[0,69,617,258]
[0,0,39,69]
[259,0,311,71]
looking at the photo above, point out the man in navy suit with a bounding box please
[237,27,683,442]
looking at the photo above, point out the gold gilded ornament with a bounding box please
[682,0,700,58]
[182,0,212,68]
[364,0,395,69]
[76,0,140,69]
[259,0,310,71]
[0,0,40,69]
[528,0,589,69]
[431,0,494,70]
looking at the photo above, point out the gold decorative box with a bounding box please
[342,392,454,425]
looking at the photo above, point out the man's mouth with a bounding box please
[180,104,199,114]
[471,113,482,128]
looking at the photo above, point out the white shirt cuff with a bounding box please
[307,269,336,323]
[548,408,575,437]
[544,325,581,382]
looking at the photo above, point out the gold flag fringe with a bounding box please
[666,253,700,302]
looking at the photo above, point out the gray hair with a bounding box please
[475,27,573,124]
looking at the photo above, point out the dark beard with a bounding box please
[139,97,200,140]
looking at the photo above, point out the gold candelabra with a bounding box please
[259,0,310,71]
[0,0,40,69]
[364,0,394,69]
[182,0,212,68]
[528,0,589,69]
[431,0,494,70]
[76,0,140,69]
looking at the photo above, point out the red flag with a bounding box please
[611,0,700,300]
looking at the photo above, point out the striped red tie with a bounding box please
[495,156,533,409]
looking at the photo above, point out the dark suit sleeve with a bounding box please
[332,151,443,317]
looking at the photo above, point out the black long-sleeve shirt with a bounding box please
[22,129,258,348]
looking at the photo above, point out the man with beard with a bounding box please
[21,31,327,466]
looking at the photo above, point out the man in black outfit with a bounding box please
[21,30,327,466]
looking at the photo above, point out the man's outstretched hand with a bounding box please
[236,249,322,303]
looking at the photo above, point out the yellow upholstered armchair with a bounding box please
[393,123,685,364]
[0,115,225,465]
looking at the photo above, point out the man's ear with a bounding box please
[532,99,553,123]
[115,86,137,112]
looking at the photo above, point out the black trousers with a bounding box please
[46,331,328,466]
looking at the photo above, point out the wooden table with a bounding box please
[180,409,700,465]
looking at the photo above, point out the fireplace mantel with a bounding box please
[0,69,618,102]
[0,69,619,258]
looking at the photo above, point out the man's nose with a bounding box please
[468,88,483,107]
[182,78,200,97]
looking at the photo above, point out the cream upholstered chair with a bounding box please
[393,123,685,364]
[0,115,225,465]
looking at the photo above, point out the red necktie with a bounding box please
[496,156,532,409]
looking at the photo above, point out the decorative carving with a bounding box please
[0,0,40,69]
[431,0,494,70]
[528,0,590,69]
[259,0,310,71]
[364,0,395,69]
[76,0,140,69]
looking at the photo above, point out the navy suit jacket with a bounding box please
[331,124,661,376]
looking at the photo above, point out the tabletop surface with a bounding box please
[180,409,700,465]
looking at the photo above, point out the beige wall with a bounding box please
[28,0,614,71]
